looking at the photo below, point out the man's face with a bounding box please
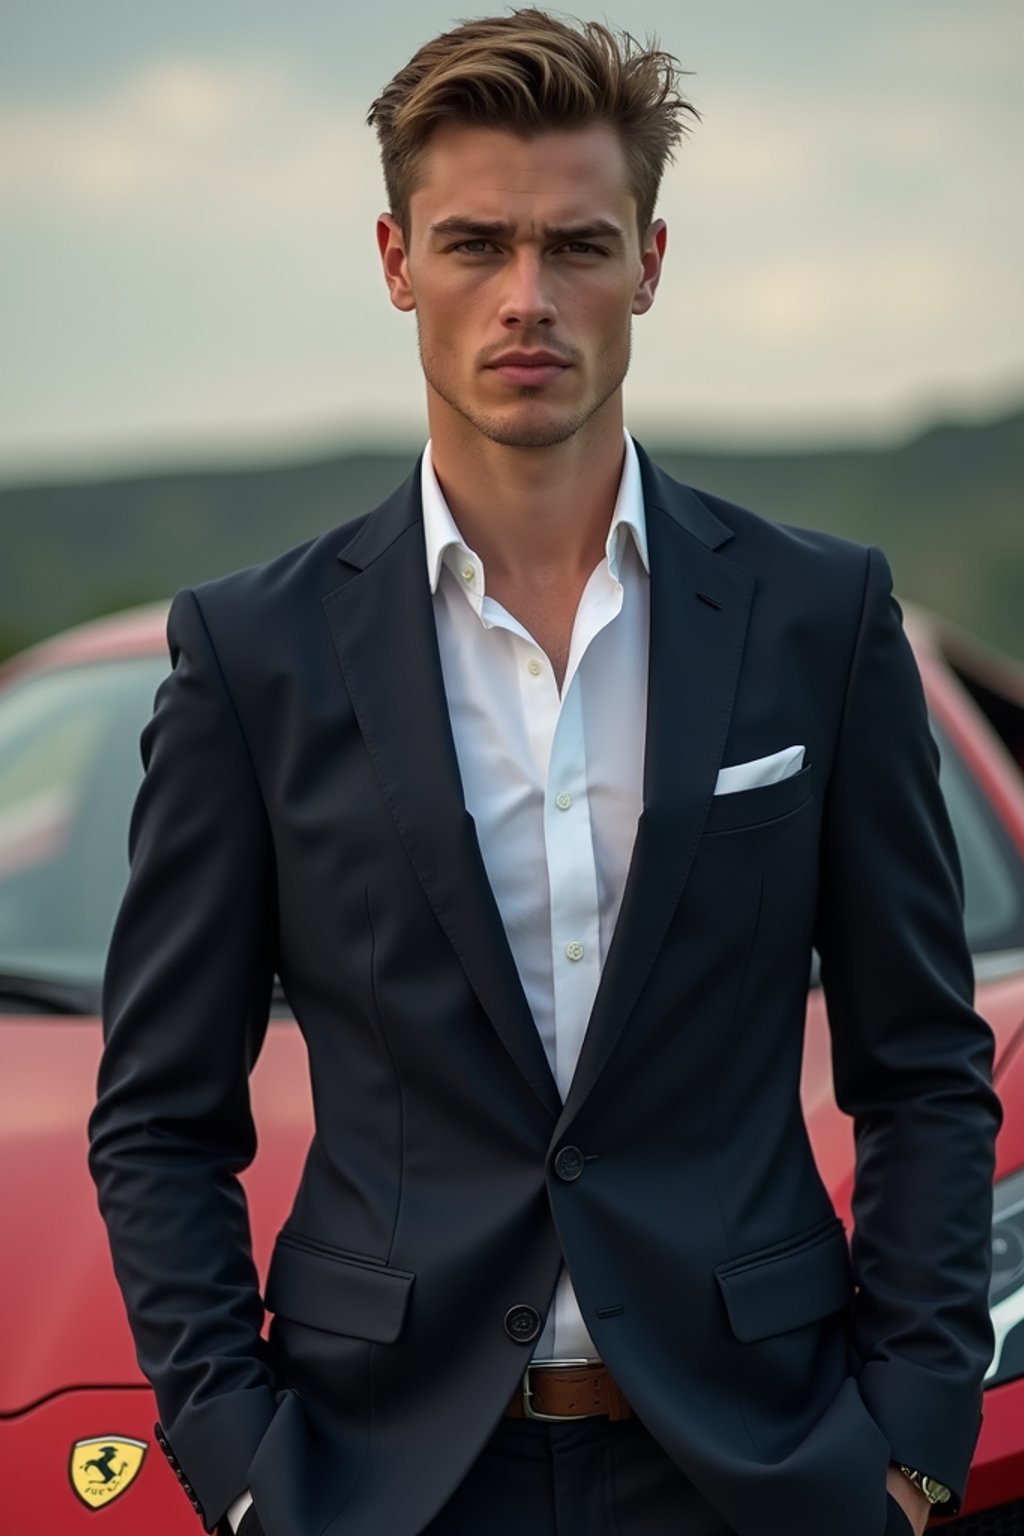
[377,121,666,449]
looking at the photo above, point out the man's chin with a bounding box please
[483,420,582,449]
[459,401,594,450]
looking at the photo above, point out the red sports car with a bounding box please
[1,601,1023,1533]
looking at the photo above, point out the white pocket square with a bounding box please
[714,744,805,796]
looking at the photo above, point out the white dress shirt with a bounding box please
[423,428,650,1361]
[228,433,650,1532]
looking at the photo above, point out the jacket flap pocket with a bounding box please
[265,1235,414,1343]
[703,762,813,835]
[714,1216,851,1342]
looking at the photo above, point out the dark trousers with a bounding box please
[421,1414,734,1536]
[234,1416,917,1536]
[419,1414,920,1536]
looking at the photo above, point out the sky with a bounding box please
[2,0,1022,478]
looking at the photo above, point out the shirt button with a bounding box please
[565,941,584,962]
[527,658,543,676]
[461,562,475,582]
[555,792,572,811]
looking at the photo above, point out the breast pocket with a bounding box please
[702,762,814,836]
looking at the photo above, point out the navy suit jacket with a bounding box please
[89,442,1002,1536]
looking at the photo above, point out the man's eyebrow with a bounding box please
[547,219,624,241]
[428,217,625,242]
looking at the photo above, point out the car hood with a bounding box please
[0,1017,311,1415]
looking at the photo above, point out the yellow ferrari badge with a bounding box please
[70,1437,147,1510]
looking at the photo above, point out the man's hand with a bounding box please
[885,1465,932,1535]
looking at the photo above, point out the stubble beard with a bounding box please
[417,326,632,449]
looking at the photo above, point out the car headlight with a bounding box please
[985,1166,1024,1389]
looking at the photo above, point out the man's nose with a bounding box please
[497,251,557,328]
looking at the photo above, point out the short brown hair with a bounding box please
[366,8,699,243]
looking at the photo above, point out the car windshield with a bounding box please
[0,656,168,1002]
[0,652,1022,1010]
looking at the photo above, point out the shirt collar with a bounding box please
[421,428,650,597]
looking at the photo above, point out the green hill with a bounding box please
[2,404,1021,663]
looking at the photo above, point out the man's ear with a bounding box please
[631,218,667,317]
[377,213,416,313]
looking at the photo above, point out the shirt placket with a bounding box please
[545,677,602,1100]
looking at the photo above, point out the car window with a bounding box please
[933,720,1024,955]
[0,657,168,992]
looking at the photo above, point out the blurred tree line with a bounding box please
[1,403,1021,664]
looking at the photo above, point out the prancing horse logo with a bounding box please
[69,1436,148,1510]
[82,1446,125,1483]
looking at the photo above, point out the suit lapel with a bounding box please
[558,448,755,1128]
[323,466,561,1120]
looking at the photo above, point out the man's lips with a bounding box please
[486,354,571,387]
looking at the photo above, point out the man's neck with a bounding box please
[427,401,627,590]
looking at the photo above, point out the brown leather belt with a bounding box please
[506,1361,633,1422]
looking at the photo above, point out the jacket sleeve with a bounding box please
[813,545,1003,1514]
[88,587,280,1533]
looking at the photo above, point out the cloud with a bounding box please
[883,2,1024,82]
[0,57,378,216]
[680,245,962,345]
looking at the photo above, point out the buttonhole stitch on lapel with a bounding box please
[696,591,723,610]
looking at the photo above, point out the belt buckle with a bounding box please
[521,1357,594,1422]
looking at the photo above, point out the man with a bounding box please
[88,10,1002,1536]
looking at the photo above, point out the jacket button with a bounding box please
[504,1304,542,1344]
[553,1145,584,1182]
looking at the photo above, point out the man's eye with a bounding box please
[453,240,495,254]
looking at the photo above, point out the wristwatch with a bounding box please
[897,1464,953,1508]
